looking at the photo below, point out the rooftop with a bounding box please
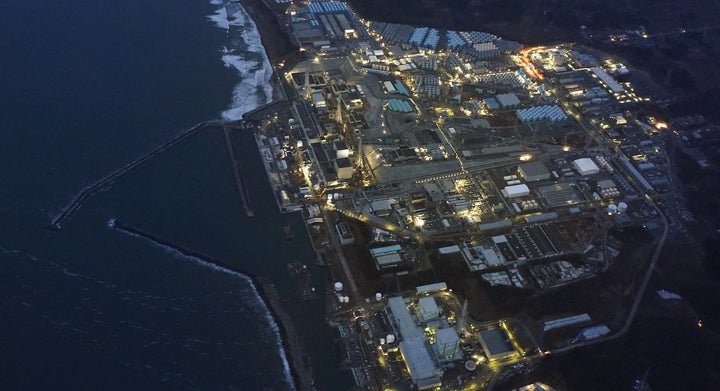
[399,336,441,383]
[387,296,423,340]
[479,328,515,356]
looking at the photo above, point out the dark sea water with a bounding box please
[0,0,350,389]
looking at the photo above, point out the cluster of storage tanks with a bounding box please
[516,105,568,122]
[333,282,350,303]
[607,202,628,215]
[379,333,396,345]
[594,155,614,173]
[598,187,621,199]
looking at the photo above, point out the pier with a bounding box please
[222,123,255,217]
[111,220,315,391]
[49,121,227,230]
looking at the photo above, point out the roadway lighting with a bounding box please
[519,154,533,161]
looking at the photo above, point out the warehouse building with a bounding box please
[370,244,403,270]
[518,161,551,182]
[502,184,531,198]
[479,328,516,360]
[572,158,600,176]
[537,183,582,208]
[496,93,520,108]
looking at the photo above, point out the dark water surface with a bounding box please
[0,0,350,389]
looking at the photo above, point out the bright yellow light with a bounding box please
[414,216,425,227]
[519,154,533,161]
[562,145,571,152]
[655,121,668,130]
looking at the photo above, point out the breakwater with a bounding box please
[222,123,254,217]
[48,121,229,230]
[111,220,315,391]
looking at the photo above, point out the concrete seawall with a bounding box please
[112,220,315,391]
[49,121,230,230]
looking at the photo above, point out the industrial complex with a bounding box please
[235,0,699,389]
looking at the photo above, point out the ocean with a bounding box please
[0,0,349,389]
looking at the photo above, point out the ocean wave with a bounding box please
[115,223,296,390]
[208,1,274,120]
[207,6,230,30]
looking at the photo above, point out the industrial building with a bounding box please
[386,297,443,390]
[333,141,350,158]
[502,184,531,198]
[483,97,500,110]
[418,296,440,321]
[572,158,600,176]
[370,244,404,270]
[433,327,461,361]
[518,161,551,182]
[461,242,505,271]
[496,93,521,108]
[335,222,355,245]
[334,157,353,179]
[479,328,517,360]
[537,183,582,207]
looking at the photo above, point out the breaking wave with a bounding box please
[208,1,274,120]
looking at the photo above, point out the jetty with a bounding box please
[222,123,255,217]
[112,220,315,391]
[49,121,229,230]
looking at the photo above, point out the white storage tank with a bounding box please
[607,204,618,215]
[618,202,628,214]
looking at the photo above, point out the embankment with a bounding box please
[112,220,314,391]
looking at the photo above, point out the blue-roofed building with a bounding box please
[387,99,414,113]
[484,97,500,110]
[308,1,347,14]
[393,80,410,96]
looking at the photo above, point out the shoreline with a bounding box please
[111,220,314,391]
[225,2,321,389]
[236,0,301,100]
